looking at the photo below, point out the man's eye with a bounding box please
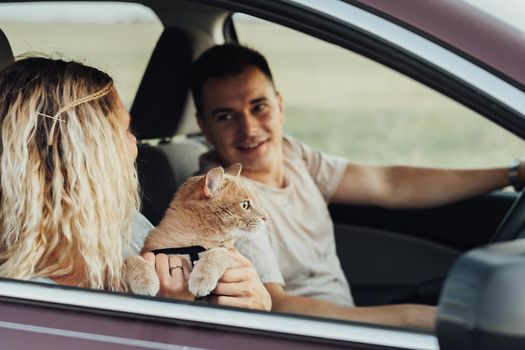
[240,200,251,210]
[216,114,234,122]
[253,103,268,114]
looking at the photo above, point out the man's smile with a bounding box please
[236,137,270,151]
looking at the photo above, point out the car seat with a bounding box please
[131,27,209,226]
[0,28,14,70]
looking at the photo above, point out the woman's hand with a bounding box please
[142,252,195,301]
[209,248,272,311]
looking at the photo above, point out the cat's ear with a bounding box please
[224,163,242,177]
[201,167,224,198]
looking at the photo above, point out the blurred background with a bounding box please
[0,1,524,167]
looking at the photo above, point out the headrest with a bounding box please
[0,28,14,71]
[130,27,194,140]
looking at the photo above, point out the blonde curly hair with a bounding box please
[0,57,140,291]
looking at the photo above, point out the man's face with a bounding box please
[198,66,284,174]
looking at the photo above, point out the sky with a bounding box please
[0,1,523,33]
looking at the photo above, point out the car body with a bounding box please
[0,0,524,349]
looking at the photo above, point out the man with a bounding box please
[190,44,524,329]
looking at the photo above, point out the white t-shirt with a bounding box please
[200,136,354,307]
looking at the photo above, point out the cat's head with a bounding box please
[176,163,267,243]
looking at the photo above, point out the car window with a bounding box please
[0,2,162,109]
[0,1,521,347]
[233,14,525,168]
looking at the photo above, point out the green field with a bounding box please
[2,19,525,168]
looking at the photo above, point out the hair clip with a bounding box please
[36,82,113,146]
[36,112,65,123]
[37,112,65,146]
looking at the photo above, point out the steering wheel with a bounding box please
[490,189,525,242]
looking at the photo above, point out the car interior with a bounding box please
[129,26,211,225]
[143,19,516,309]
[0,27,12,70]
[0,0,523,321]
[124,3,518,308]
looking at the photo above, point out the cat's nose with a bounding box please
[262,214,269,221]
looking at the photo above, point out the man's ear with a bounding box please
[200,166,224,198]
[225,163,242,177]
[276,91,285,122]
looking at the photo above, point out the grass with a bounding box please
[2,19,524,168]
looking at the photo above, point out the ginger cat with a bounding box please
[124,163,267,297]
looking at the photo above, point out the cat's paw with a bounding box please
[188,271,219,297]
[124,255,160,296]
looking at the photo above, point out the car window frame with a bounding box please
[2,0,524,348]
[0,278,438,349]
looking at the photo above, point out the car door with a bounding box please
[0,278,438,350]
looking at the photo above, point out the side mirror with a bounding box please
[436,239,525,350]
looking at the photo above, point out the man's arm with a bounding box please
[266,283,435,329]
[331,163,516,208]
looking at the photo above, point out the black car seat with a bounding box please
[131,27,209,226]
[0,28,14,70]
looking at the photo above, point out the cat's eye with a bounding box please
[240,200,251,210]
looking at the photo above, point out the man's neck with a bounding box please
[242,163,286,188]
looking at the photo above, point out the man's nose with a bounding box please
[239,112,259,136]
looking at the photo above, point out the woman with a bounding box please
[0,57,270,310]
